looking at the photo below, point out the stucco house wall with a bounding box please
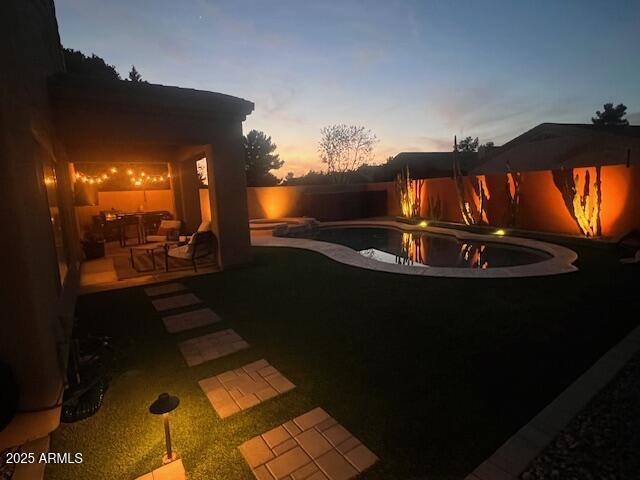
[0,0,79,449]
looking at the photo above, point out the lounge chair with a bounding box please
[179,221,211,243]
[620,250,640,264]
[146,220,182,243]
[164,230,217,272]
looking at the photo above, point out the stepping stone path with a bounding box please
[199,359,295,418]
[163,308,221,334]
[178,329,249,367]
[144,283,187,297]
[239,407,378,480]
[134,458,186,480]
[151,293,201,312]
[143,283,380,477]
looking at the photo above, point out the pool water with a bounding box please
[299,227,551,269]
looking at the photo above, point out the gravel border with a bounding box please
[521,349,640,480]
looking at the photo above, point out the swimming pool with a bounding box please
[292,227,552,269]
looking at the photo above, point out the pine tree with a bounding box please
[592,103,629,126]
[128,66,143,82]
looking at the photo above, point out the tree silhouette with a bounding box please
[128,65,143,82]
[456,136,479,152]
[318,124,378,183]
[63,48,120,80]
[592,103,629,126]
[244,130,284,186]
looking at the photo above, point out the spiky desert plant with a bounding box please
[396,166,424,218]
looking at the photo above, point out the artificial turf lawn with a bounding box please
[48,245,639,479]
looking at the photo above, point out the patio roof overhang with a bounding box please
[48,73,254,152]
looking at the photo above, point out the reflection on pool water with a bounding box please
[299,227,552,269]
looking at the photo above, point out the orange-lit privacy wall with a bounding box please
[241,163,639,239]
[418,163,640,238]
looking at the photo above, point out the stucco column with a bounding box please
[206,124,251,269]
[170,159,202,233]
[169,161,183,222]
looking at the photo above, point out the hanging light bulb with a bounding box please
[127,169,134,176]
[110,167,117,173]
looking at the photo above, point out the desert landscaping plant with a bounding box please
[396,166,424,218]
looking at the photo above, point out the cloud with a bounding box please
[406,7,420,39]
[195,0,292,49]
[353,46,386,69]
[415,136,454,151]
[430,85,530,129]
[427,84,587,144]
[627,112,640,125]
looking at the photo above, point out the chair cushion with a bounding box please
[157,220,181,236]
[146,235,166,242]
[167,245,192,259]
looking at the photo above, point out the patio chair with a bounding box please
[164,230,217,272]
[179,220,211,243]
[142,212,169,239]
[119,214,143,246]
[146,220,182,243]
[620,250,640,264]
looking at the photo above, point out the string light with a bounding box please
[74,166,170,187]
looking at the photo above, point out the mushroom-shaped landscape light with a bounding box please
[149,393,180,462]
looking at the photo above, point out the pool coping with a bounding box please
[251,220,578,278]
[464,323,640,480]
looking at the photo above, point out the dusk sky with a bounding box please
[56,0,640,175]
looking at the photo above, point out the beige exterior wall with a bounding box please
[0,0,78,449]
[200,188,213,222]
[243,182,400,220]
[74,189,176,233]
[205,126,252,268]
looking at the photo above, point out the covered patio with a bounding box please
[50,74,255,290]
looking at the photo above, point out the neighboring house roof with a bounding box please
[390,151,479,179]
[49,73,254,119]
[472,123,640,175]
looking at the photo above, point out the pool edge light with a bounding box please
[494,229,506,236]
[418,220,428,227]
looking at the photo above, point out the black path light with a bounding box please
[149,393,180,462]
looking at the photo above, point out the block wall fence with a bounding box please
[239,163,640,238]
[74,163,640,239]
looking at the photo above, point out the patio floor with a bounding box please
[48,243,640,480]
[79,241,220,293]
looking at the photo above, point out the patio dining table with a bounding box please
[97,211,171,246]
